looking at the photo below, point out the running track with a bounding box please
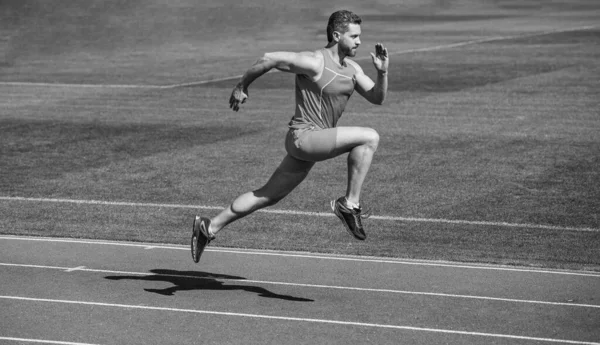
[0,235,599,345]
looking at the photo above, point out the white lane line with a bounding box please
[1,196,598,232]
[1,262,598,309]
[384,24,599,55]
[2,236,600,277]
[0,81,165,89]
[1,295,598,345]
[0,337,101,345]
[158,72,247,88]
[1,25,596,90]
[65,266,86,272]
[210,248,600,277]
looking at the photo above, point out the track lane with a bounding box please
[1,237,599,344]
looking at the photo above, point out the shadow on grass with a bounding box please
[105,269,313,302]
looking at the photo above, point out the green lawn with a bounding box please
[1,0,599,271]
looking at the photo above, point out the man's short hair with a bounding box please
[326,10,362,43]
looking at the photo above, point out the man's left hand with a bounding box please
[370,43,389,74]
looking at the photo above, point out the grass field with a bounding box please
[1,0,599,271]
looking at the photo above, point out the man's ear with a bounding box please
[332,31,341,42]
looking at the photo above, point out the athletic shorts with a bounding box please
[285,125,339,162]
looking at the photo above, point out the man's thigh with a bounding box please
[286,126,377,162]
[286,127,338,162]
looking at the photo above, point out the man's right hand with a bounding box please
[229,84,248,112]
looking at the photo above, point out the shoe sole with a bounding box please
[191,216,209,263]
[331,200,366,241]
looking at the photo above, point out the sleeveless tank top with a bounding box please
[288,48,357,129]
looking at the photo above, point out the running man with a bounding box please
[192,10,388,263]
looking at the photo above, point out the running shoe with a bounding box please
[330,197,369,240]
[191,216,215,263]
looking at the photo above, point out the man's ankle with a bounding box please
[343,197,360,209]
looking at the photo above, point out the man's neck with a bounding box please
[324,44,347,66]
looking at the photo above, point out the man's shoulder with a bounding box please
[295,50,325,79]
[296,49,325,61]
[345,59,363,74]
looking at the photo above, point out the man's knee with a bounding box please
[264,194,285,207]
[363,128,380,150]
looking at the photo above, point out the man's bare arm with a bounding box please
[229,51,321,111]
[353,43,389,105]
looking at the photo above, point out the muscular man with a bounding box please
[192,10,389,263]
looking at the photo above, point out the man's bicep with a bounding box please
[354,72,376,98]
[264,51,320,77]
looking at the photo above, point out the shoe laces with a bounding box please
[352,206,371,220]
[334,199,371,220]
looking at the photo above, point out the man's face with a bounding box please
[336,23,361,57]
